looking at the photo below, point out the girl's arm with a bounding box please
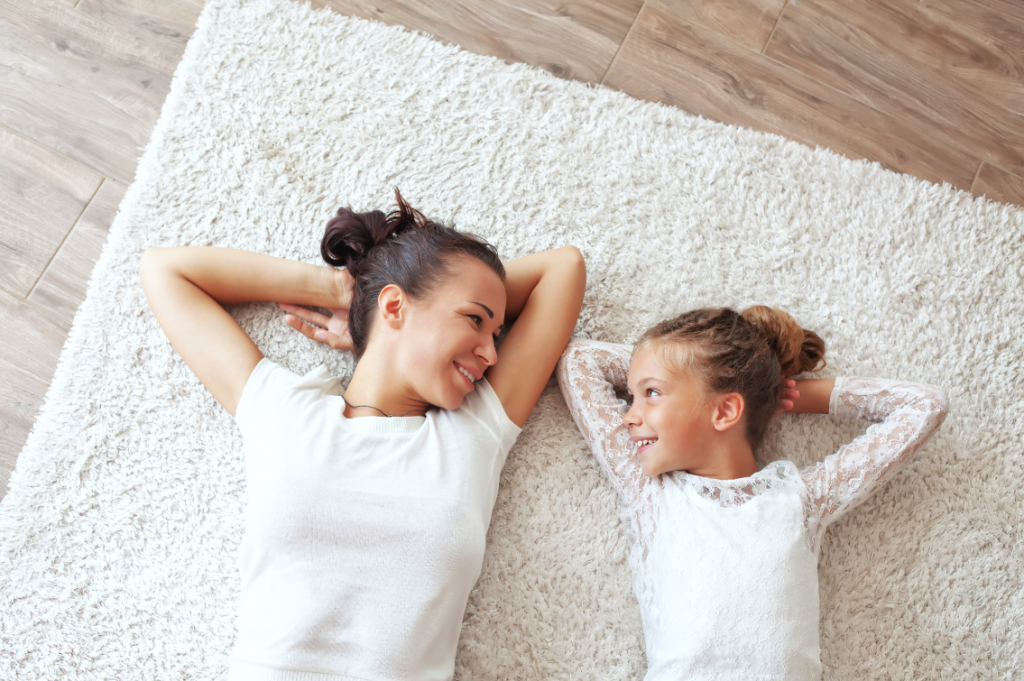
[556,338,648,508]
[485,246,587,427]
[796,377,949,545]
[139,247,351,417]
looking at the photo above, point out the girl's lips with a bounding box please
[635,439,657,457]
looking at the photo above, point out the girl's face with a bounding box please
[398,256,507,411]
[623,346,719,477]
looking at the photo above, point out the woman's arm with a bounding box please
[485,246,586,427]
[556,338,648,507]
[798,377,949,546]
[139,247,350,417]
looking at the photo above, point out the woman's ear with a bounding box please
[712,393,745,432]
[378,284,406,329]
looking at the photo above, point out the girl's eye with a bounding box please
[646,389,660,397]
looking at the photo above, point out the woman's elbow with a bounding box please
[555,245,587,293]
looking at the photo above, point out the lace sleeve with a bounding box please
[801,377,949,548]
[556,338,649,509]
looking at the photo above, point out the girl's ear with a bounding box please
[712,393,745,432]
[378,284,406,329]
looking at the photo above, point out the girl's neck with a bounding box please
[685,438,758,480]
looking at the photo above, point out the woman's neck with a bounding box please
[343,349,430,418]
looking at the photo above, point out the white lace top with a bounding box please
[556,339,948,681]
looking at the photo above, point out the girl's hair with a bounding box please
[635,306,826,448]
[320,189,505,359]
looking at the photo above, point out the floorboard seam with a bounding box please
[25,178,105,299]
[599,1,645,86]
[762,0,790,54]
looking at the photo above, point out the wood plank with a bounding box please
[310,0,643,84]
[0,0,181,183]
[75,0,204,55]
[29,178,126,322]
[0,356,50,502]
[765,0,1024,175]
[972,163,1024,207]
[917,0,1024,52]
[655,0,788,52]
[0,125,103,298]
[0,288,72,383]
[602,1,981,189]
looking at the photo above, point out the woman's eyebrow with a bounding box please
[470,302,494,319]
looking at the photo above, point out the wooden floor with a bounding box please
[1,0,1022,500]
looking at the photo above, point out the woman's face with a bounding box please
[398,256,507,410]
[623,346,718,477]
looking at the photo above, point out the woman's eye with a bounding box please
[469,314,482,324]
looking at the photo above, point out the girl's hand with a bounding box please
[278,303,354,351]
[775,377,800,415]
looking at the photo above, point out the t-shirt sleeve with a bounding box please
[460,377,522,455]
[235,358,342,438]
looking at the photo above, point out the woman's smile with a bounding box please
[455,362,480,388]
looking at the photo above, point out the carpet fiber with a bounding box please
[1,0,1021,678]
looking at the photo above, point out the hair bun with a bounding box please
[321,189,433,277]
[741,305,826,376]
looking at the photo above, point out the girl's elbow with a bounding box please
[920,384,949,427]
[930,386,950,424]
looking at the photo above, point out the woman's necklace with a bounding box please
[342,395,427,418]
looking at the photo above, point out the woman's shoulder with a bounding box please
[236,359,342,428]
[433,377,521,448]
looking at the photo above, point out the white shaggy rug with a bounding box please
[2,0,1022,678]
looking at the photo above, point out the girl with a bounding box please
[140,190,586,680]
[556,307,947,680]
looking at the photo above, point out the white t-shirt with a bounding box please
[231,359,521,681]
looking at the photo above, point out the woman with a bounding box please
[139,190,586,680]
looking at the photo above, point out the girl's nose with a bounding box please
[623,402,640,428]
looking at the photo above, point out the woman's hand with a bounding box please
[775,377,800,415]
[326,267,356,310]
[278,303,354,351]
[278,265,357,351]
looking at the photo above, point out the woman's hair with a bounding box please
[321,189,505,360]
[635,306,826,448]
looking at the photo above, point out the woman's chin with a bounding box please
[433,390,466,412]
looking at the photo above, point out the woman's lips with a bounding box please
[455,363,477,389]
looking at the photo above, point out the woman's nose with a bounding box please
[478,336,498,366]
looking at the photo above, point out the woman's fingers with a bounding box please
[284,314,318,340]
[283,312,353,351]
[278,302,334,328]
